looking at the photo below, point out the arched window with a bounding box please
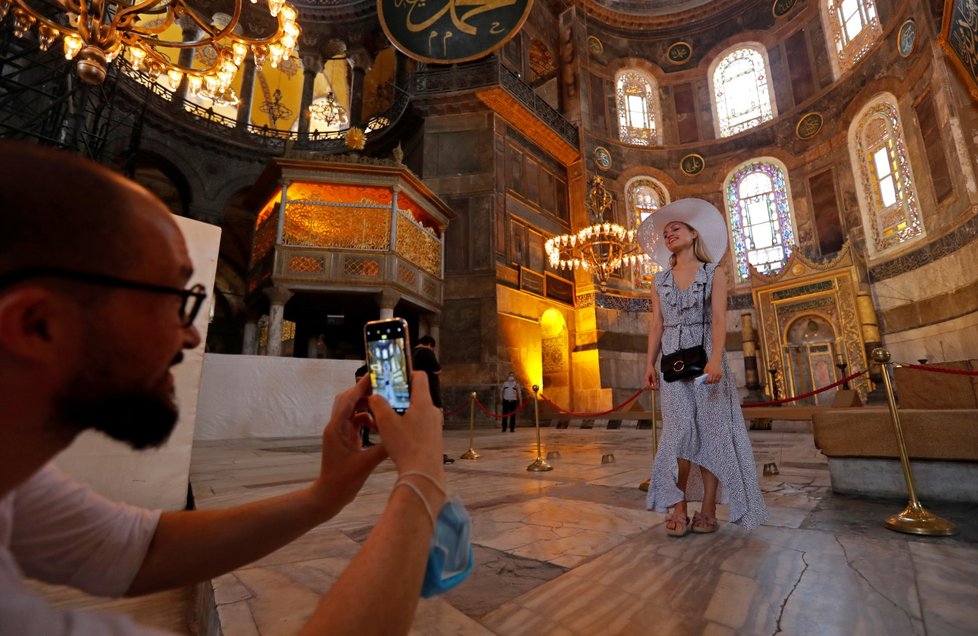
[822,0,881,75]
[625,176,669,287]
[616,70,658,146]
[849,97,923,255]
[711,46,775,138]
[724,160,796,283]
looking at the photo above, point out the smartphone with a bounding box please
[364,318,412,414]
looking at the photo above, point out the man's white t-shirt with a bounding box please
[0,464,170,635]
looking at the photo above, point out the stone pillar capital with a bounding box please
[264,285,294,306]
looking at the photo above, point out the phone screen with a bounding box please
[364,318,412,414]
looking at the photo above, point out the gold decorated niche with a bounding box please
[751,243,871,404]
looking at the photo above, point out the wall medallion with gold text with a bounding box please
[771,0,797,18]
[680,153,705,176]
[666,41,692,65]
[378,0,534,64]
[938,0,978,101]
[795,112,823,140]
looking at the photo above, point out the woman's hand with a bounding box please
[645,365,660,391]
[703,359,723,384]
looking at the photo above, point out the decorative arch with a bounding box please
[847,94,924,256]
[820,0,882,78]
[615,69,660,146]
[709,44,776,138]
[724,158,797,284]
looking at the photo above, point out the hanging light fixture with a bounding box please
[308,90,349,128]
[544,175,651,293]
[0,0,301,98]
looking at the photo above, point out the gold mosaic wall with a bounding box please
[283,202,392,249]
[395,212,441,277]
[251,210,279,267]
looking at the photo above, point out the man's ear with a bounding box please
[0,288,73,362]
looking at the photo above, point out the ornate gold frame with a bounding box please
[938,0,978,101]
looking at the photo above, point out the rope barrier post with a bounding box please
[872,348,956,536]
[460,392,480,460]
[639,388,657,492]
[526,385,552,472]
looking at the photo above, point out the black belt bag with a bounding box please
[660,264,709,383]
[661,345,707,382]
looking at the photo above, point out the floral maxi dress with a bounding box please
[645,263,768,530]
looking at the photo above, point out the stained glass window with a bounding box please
[724,160,795,283]
[823,0,881,74]
[851,98,923,254]
[712,47,775,138]
[616,70,658,146]
[625,177,668,288]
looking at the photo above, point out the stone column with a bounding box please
[349,59,368,128]
[173,19,198,104]
[426,315,441,352]
[242,318,259,355]
[377,289,400,320]
[297,52,321,135]
[236,58,256,128]
[741,312,764,403]
[264,286,294,356]
[857,286,886,404]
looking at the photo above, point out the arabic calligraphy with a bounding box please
[950,0,978,81]
[380,0,533,63]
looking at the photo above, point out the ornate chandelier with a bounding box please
[308,91,349,127]
[0,0,300,100]
[545,176,651,293]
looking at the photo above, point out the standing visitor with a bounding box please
[499,372,523,432]
[412,336,454,464]
[638,199,768,536]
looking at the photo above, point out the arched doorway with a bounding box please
[540,308,570,407]
[784,314,840,405]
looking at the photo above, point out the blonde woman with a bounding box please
[637,199,768,536]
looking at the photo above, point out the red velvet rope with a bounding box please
[539,388,646,418]
[741,370,868,407]
[471,396,533,419]
[900,363,978,377]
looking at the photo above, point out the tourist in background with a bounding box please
[499,372,523,432]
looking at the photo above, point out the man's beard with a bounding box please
[56,367,180,450]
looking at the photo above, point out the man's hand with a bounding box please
[370,372,444,479]
[308,375,388,521]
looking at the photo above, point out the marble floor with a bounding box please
[187,426,978,636]
[33,426,978,635]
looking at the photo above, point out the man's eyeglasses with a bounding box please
[0,267,208,328]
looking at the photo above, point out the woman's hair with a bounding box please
[668,222,714,267]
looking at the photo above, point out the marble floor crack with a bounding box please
[834,535,918,625]
[773,550,809,635]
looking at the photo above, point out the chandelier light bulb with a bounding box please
[167,69,183,90]
[63,34,82,59]
[0,0,10,20]
[187,75,203,94]
[37,24,59,51]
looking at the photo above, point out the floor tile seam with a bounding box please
[832,534,923,623]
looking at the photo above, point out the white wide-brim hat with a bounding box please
[636,198,728,269]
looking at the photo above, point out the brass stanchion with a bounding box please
[526,385,552,472]
[640,389,657,491]
[460,392,480,460]
[872,348,956,536]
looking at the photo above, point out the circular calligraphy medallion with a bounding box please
[897,19,918,59]
[680,153,705,177]
[594,146,612,171]
[587,35,604,56]
[771,0,797,18]
[378,0,533,64]
[666,41,692,65]
[795,112,823,140]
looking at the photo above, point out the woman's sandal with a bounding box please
[665,509,691,537]
[691,511,719,534]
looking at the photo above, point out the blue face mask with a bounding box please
[421,496,473,598]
